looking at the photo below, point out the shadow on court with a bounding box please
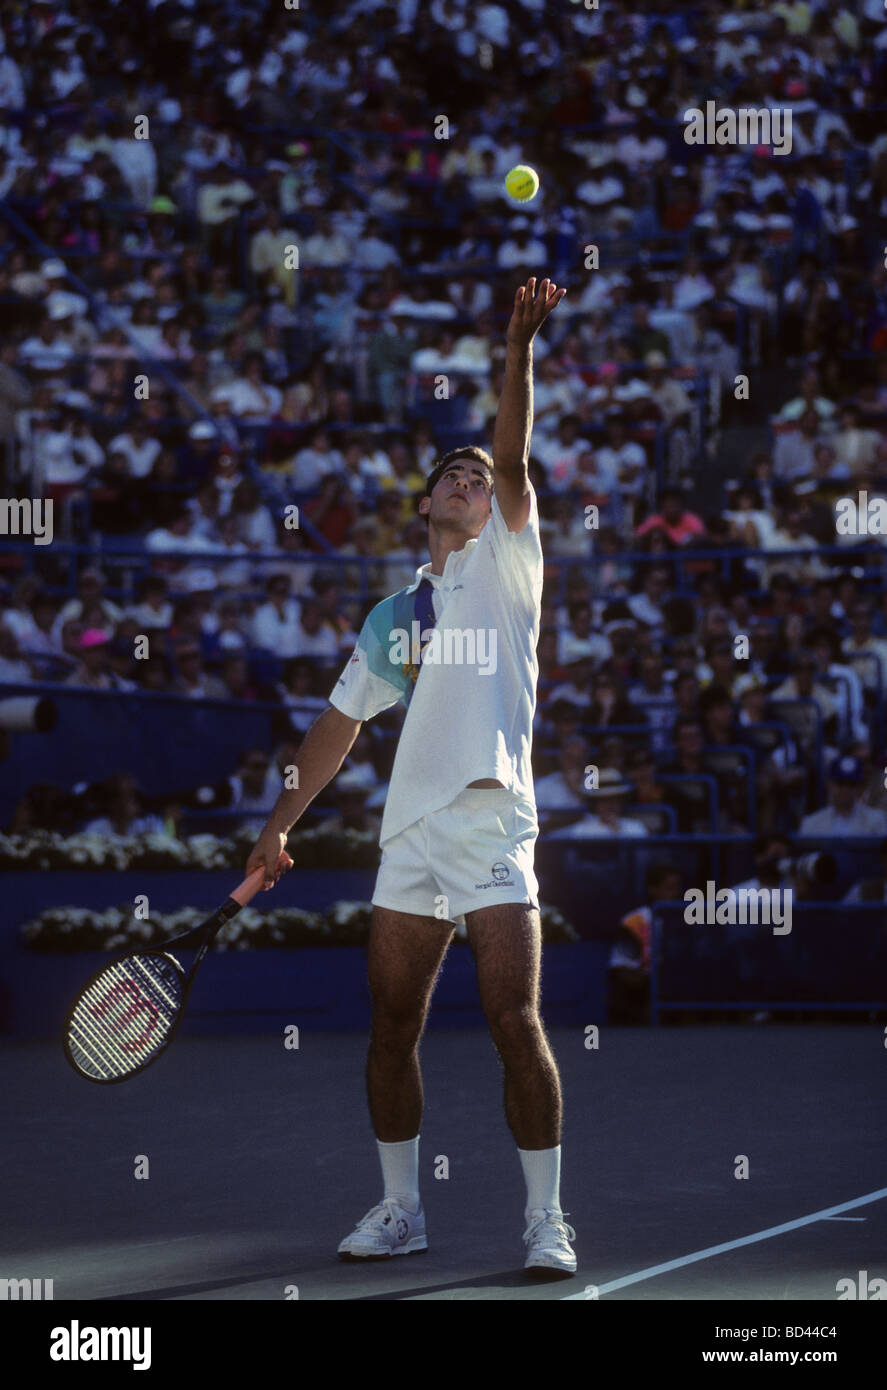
[2,1026,884,1301]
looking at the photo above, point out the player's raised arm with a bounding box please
[492,275,567,532]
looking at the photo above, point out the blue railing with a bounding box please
[650,900,887,1020]
[7,538,887,603]
[536,834,887,943]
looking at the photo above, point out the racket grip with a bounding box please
[231,854,293,905]
[231,865,271,907]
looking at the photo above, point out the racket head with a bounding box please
[63,951,186,1084]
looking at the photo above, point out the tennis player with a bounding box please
[248,276,576,1277]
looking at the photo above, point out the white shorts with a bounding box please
[372,786,539,926]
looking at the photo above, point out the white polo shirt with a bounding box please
[330,490,543,843]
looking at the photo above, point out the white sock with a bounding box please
[377,1136,420,1211]
[518,1145,562,1220]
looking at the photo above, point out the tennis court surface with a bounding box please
[3,1025,884,1302]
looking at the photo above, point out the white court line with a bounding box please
[561,1186,887,1300]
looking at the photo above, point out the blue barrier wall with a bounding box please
[2,686,280,821]
[651,901,887,1017]
[0,869,609,1036]
[4,849,885,1036]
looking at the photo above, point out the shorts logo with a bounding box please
[474,863,515,891]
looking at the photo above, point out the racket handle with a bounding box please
[230,865,272,907]
[230,850,293,906]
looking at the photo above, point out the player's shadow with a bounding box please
[98,1267,571,1300]
[351,1269,571,1298]
[98,1271,296,1300]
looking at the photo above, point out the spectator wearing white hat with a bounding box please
[548,768,649,839]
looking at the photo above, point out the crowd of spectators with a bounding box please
[2,0,887,874]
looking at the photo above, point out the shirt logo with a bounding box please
[491,862,509,881]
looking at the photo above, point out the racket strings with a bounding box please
[67,955,183,1080]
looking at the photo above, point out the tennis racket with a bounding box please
[63,862,287,1084]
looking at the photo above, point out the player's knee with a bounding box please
[486,1002,541,1053]
[369,997,425,1052]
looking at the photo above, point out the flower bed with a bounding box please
[0,826,380,873]
[19,900,578,952]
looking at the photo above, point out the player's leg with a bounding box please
[366,905,453,1142]
[465,901,576,1276]
[338,905,452,1260]
[464,902,560,1150]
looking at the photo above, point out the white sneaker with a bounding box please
[523,1208,577,1277]
[337,1198,427,1260]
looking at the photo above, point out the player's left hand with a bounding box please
[506,276,567,349]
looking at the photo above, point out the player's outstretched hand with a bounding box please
[246,830,293,890]
[506,276,567,350]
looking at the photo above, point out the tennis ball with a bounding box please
[505,164,540,202]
